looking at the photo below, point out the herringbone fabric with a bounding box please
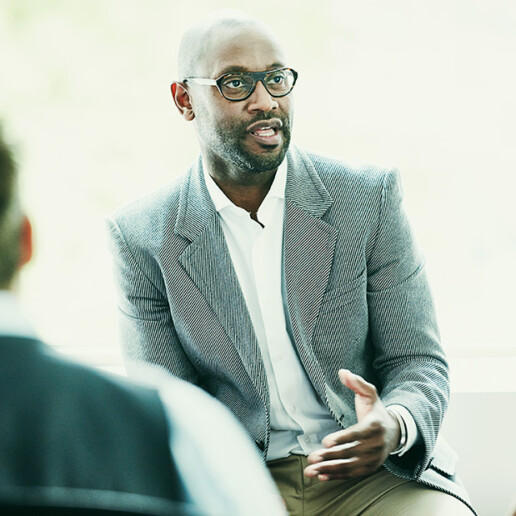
[107,145,473,511]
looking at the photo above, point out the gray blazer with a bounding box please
[108,146,473,511]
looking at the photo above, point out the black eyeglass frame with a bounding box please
[183,67,298,102]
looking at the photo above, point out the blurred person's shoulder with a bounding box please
[127,359,245,426]
[128,360,288,515]
[37,345,168,409]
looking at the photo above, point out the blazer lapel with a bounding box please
[175,158,268,405]
[283,147,339,396]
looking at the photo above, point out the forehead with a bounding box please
[201,25,286,78]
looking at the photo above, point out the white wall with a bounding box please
[441,392,516,515]
[0,0,514,366]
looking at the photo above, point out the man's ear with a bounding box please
[171,82,195,121]
[19,215,33,268]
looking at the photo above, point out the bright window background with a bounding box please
[1,0,515,390]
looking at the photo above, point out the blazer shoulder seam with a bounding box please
[110,219,164,295]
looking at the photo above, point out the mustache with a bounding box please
[242,113,291,131]
[249,113,288,122]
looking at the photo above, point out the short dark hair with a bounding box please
[0,124,22,289]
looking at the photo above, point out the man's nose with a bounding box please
[247,80,279,112]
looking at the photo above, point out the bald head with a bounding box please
[172,11,294,179]
[177,10,284,79]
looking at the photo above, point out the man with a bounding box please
[108,10,475,515]
[0,124,285,515]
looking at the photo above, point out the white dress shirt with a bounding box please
[203,159,418,459]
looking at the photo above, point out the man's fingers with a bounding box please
[310,436,385,464]
[304,456,381,480]
[339,369,378,399]
[307,441,360,464]
[304,457,359,477]
[314,469,374,482]
[321,419,384,448]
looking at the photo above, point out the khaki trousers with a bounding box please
[267,455,473,516]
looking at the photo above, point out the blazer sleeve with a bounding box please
[366,168,449,478]
[106,217,199,384]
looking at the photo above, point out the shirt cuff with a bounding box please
[386,405,418,456]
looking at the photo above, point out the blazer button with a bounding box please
[255,440,265,451]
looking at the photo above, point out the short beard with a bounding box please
[197,112,292,174]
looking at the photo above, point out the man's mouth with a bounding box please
[252,127,276,137]
[247,119,283,145]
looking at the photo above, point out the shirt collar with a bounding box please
[0,290,37,339]
[266,158,287,201]
[203,158,287,215]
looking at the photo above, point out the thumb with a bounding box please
[339,369,378,399]
[339,369,379,421]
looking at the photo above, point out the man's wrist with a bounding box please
[386,407,408,455]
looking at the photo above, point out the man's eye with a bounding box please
[224,79,244,89]
[268,73,286,84]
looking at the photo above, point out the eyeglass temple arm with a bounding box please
[184,78,217,86]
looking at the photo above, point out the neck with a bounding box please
[202,152,278,213]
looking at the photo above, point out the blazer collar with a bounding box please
[173,145,336,404]
[285,146,333,218]
[174,155,217,242]
[174,146,333,241]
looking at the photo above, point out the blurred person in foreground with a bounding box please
[0,123,285,515]
[108,10,475,515]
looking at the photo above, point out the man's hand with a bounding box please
[304,369,401,481]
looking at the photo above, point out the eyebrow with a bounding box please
[215,62,286,77]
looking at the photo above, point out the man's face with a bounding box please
[189,26,294,175]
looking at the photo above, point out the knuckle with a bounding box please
[370,420,386,435]
[342,449,357,459]
[323,438,336,448]
[369,420,382,432]
[367,444,383,454]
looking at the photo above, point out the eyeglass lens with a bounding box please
[219,69,296,100]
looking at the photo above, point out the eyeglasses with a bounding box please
[183,67,298,102]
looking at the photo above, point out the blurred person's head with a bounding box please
[0,124,32,291]
[171,10,296,177]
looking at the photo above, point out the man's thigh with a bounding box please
[362,480,473,516]
[266,455,473,516]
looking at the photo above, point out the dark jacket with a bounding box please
[0,335,185,503]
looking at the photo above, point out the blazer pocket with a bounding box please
[319,270,367,314]
[429,437,459,477]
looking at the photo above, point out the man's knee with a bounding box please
[364,481,474,516]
